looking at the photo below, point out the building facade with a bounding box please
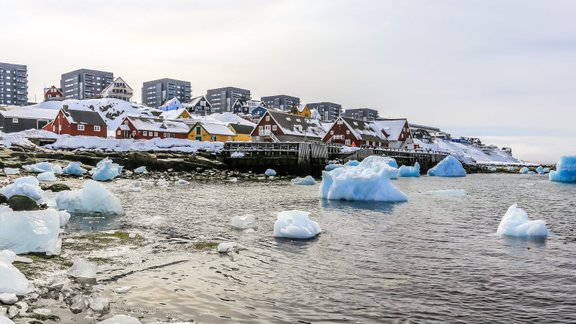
[99,77,133,101]
[0,108,57,133]
[206,87,251,113]
[44,86,64,101]
[343,108,379,121]
[60,69,114,100]
[260,95,299,112]
[0,62,28,106]
[44,106,107,137]
[322,116,388,148]
[142,78,192,108]
[306,102,342,121]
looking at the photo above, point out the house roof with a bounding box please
[160,97,182,111]
[63,108,107,126]
[228,123,254,135]
[124,116,190,133]
[373,119,408,141]
[188,95,211,108]
[196,122,236,136]
[340,117,387,143]
[159,108,188,120]
[266,110,325,138]
[1,107,58,120]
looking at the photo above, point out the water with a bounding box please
[97,174,575,323]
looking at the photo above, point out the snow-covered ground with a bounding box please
[414,139,527,165]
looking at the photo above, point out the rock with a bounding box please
[114,286,132,294]
[0,194,7,205]
[0,293,18,305]
[217,242,236,253]
[8,305,18,318]
[32,308,51,316]
[69,295,89,314]
[43,183,71,192]
[88,296,110,313]
[7,194,39,211]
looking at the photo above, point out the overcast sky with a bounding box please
[2,0,575,163]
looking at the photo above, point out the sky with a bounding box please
[1,0,575,164]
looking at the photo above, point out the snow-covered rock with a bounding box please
[549,156,576,183]
[0,250,29,295]
[175,179,189,186]
[0,176,44,201]
[427,156,466,177]
[230,152,245,158]
[291,176,317,185]
[519,167,529,174]
[92,158,123,181]
[273,210,321,240]
[230,214,257,229]
[217,242,236,253]
[56,180,124,215]
[320,156,407,202]
[133,166,147,174]
[98,314,142,324]
[3,168,19,176]
[89,296,110,312]
[63,162,87,176]
[37,171,57,182]
[0,207,63,255]
[265,169,277,177]
[67,258,97,280]
[0,293,18,305]
[398,162,420,177]
[497,204,548,238]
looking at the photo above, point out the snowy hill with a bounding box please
[415,139,524,165]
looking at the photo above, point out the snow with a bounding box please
[0,207,67,255]
[63,162,87,176]
[200,122,235,136]
[98,314,142,324]
[91,158,123,181]
[497,204,548,238]
[340,146,361,154]
[56,180,124,215]
[265,169,277,177]
[273,210,321,240]
[320,156,408,202]
[37,171,57,182]
[519,167,529,174]
[3,168,19,176]
[427,156,467,177]
[414,138,522,165]
[0,250,29,295]
[230,214,257,229]
[0,176,44,201]
[217,242,236,253]
[291,176,317,185]
[398,162,420,177]
[549,156,576,183]
[67,258,97,279]
[230,151,245,158]
[133,166,147,174]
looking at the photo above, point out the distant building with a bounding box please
[99,77,133,101]
[142,78,192,108]
[251,109,326,143]
[306,102,342,122]
[116,116,189,139]
[373,118,414,149]
[322,116,388,148]
[0,107,57,133]
[44,85,64,101]
[343,108,379,121]
[290,104,312,118]
[44,106,107,137]
[260,95,299,112]
[60,68,113,100]
[0,62,28,106]
[185,95,213,115]
[206,87,251,113]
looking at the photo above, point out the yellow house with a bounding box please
[290,104,312,118]
[227,123,254,142]
[160,108,191,120]
[188,122,236,142]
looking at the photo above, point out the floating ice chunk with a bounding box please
[549,156,576,183]
[543,167,550,173]
[320,156,407,202]
[274,210,321,240]
[497,204,548,238]
[344,160,360,167]
[519,167,529,174]
[63,162,86,176]
[427,156,466,177]
[98,315,142,324]
[398,162,420,177]
[56,180,124,215]
[230,214,257,229]
[92,158,123,181]
[67,258,97,280]
[22,162,55,173]
[291,176,317,185]
[535,166,544,174]
[175,179,189,186]
[133,166,147,174]
[217,242,236,253]
[0,176,44,201]
[0,250,30,295]
[230,152,245,158]
[0,207,63,255]
[37,171,57,182]
[3,168,19,176]
[265,169,277,177]
[325,163,343,171]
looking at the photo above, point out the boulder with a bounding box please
[0,193,7,205]
[43,183,71,192]
[7,195,40,211]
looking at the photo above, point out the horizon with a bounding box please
[2,0,575,164]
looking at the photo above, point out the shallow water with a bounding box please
[89,174,575,323]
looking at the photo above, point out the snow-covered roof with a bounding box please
[339,117,387,142]
[159,108,188,120]
[228,123,254,135]
[294,104,307,113]
[198,122,236,136]
[0,107,58,120]
[266,110,326,138]
[373,119,408,141]
[124,116,190,133]
[62,107,107,126]
[205,112,256,127]
[160,97,182,111]
[100,77,133,97]
[187,95,211,108]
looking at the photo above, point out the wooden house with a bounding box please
[115,116,189,139]
[185,95,212,115]
[43,86,64,101]
[373,118,415,149]
[250,109,326,142]
[159,108,191,120]
[188,122,236,142]
[0,107,58,133]
[290,104,312,118]
[322,116,388,147]
[43,106,107,137]
[227,123,254,142]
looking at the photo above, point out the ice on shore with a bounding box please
[98,315,142,324]
[320,156,407,202]
[230,214,257,229]
[274,210,321,239]
[3,168,19,176]
[0,206,67,255]
[133,166,147,174]
[0,176,44,201]
[488,166,497,172]
[497,204,548,238]
[265,169,277,177]
[37,171,57,182]
[398,162,420,177]
[325,163,343,171]
[217,242,236,253]
[344,160,360,167]
[536,166,544,174]
[519,167,529,174]
[231,151,245,158]
[291,176,317,185]
[427,155,466,177]
[63,162,87,176]
[91,158,123,181]
[67,258,97,279]
[56,180,124,215]
[157,179,168,187]
[0,250,29,295]
[175,179,189,186]
[549,156,576,183]
[23,162,57,173]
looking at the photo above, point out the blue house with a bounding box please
[251,106,268,117]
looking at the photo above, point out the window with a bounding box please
[265,116,270,121]
[94,125,101,132]
[330,130,334,135]
[258,126,263,134]
[211,136,217,141]
[195,136,202,141]
[117,130,121,136]
[12,118,18,124]
[272,125,277,131]
[78,124,85,131]
[345,139,351,145]
[346,130,350,135]
[143,131,148,136]
[196,127,201,135]
[154,132,158,137]
[264,125,271,134]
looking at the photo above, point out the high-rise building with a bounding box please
[60,68,113,100]
[260,95,300,112]
[343,108,379,121]
[0,62,28,106]
[306,102,342,121]
[206,87,251,113]
[142,78,192,108]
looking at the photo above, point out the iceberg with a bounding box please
[344,160,360,167]
[0,176,44,201]
[22,162,55,173]
[63,162,87,176]
[91,158,123,181]
[291,176,317,185]
[325,163,343,171]
[320,156,407,202]
[175,179,189,186]
[427,156,466,177]
[549,156,576,183]
[133,166,147,174]
[0,250,29,295]
[37,171,57,182]
[535,166,544,174]
[230,214,257,229]
[273,210,321,240]
[398,162,420,177]
[56,180,124,215]
[519,167,529,174]
[217,242,236,253]
[3,168,19,176]
[497,204,548,238]
[265,169,277,177]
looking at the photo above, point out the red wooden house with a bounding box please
[43,106,107,137]
[115,116,190,139]
[250,109,326,142]
[43,85,64,101]
[322,116,388,147]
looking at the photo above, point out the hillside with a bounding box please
[414,139,526,165]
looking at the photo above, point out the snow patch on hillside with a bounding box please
[415,139,524,165]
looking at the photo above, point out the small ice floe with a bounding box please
[175,179,189,186]
[427,156,466,177]
[291,176,317,185]
[519,167,529,174]
[133,166,147,174]
[63,162,87,176]
[535,166,544,174]
[230,152,245,158]
[127,181,142,192]
[497,204,548,238]
[98,314,142,324]
[217,242,236,253]
[67,258,97,280]
[265,169,277,177]
[273,210,321,240]
[0,250,30,295]
[549,156,576,183]
[22,162,57,173]
[56,180,124,215]
[3,168,20,176]
[228,177,238,182]
[398,162,420,177]
[230,214,257,229]
[91,158,123,181]
[88,296,110,312]
[37,171,57,182]
[0,176,44,201]
[0,292,18,304]
[114,286,133,294]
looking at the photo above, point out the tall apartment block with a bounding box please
[260,95,300,112]
[306,102,342,121]
[60,69,114,100]
[0,62,28,106]
[343,108,379,121]
[206,87,251,113]
[142,78,192,108]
